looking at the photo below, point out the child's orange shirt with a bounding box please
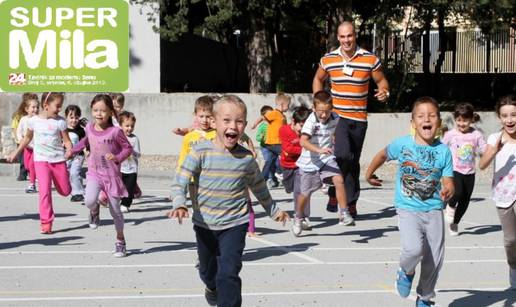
[264,109,286,145]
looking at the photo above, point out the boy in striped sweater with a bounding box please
[167,95,290,307]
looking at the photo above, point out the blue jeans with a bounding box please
[261,144,281,183]
[195,223,248,307]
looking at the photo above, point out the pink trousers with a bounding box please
[34,161,71,224]
[23,148,36,184]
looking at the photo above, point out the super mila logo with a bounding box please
[0,0,128,92]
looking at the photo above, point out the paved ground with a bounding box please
[0,174,514,307]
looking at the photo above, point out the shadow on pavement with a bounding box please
[441,288,515,307]
[243,242,319,262]
[462,224,502,235]
[139,240,197,254]
[0,236,84,250]
[0,213,76,223]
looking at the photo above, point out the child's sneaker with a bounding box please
[339,209,355,226]
[70,194,84,202]
[416,297,434,306]
[266,179,278,189]
[40,223,52,234]
[88,210,100,229]
[301,217,312,230]
[113,241,127,258]
[204,287,217,306]
[510,267,516,289]
[396,268,414,298]
[348,202,358,218]
[120,205,129,213]
[445,205,455,224]
[291,218,303,237]
[25,184,37,193]
[326,197,338,212]
[449,223,459,236]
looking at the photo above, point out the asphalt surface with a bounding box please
[0,175,514,307]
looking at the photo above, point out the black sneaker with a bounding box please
[204,287,217,306]
[70,194,84,202]
[326,197,338,213]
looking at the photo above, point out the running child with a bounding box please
[67,94,133,257]
[15,94,39,193]
[251,93,290,188]
[11,93,38,181]
[292,91,354,237]
[441,103,486,236]
[167,94,289,307]
[365,96,454,306]
[119,111,141,213]
[479,95,516,290]
[8,92,72,234]
[65,105,86,203]
[279,106,312,230]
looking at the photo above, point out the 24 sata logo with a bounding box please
[0,0,128,92]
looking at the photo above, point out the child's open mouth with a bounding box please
[422,124,432,131]
[225,131,238,141]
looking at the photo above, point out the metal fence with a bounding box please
[386,28,516,73]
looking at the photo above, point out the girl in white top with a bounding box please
[16,95,39,193]
[479,95,516,290]
[8,92,72,234]
[119,111,141,213]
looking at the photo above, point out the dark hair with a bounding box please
[12,92,39,119]
[110,93,125,107]
[313,90,332,106]
[260,105,273,116]
[90,94,115,125]
[119,111,136,124]
[411,96,440,119]
[194,95,214,114]
[41,92,64,107]
[65,105,82,118]
[454,102,480,122]
[495,95,516,116]
[292,106,311,123]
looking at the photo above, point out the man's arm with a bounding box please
[312,66,328,94]
[372,68,390,102]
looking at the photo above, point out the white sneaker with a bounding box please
[445,205,455,224]
[449,223,459,236]
[301,217,312,230]
[339,209,355,226]
[120,205,129,213]
[113,241,127,258]
[291,218,303,237]
[274,172,283,182]
[510,267,516,289]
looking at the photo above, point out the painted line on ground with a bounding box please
[0,259,506,270]
[0,287,510,302]
[0,245,503,255]
[248,236,323,264]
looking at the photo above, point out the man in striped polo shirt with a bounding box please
[312,21,390,217]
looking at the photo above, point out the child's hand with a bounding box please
[64,149,73,160]
[6,153,16,163]
[274,211,290,226]
[251,150,257,159]
[440,186,453,201]
[172,127,189,136]
[319,147,333,155]
[167,208,189,224]
[366,173,383,186]
[105,153,116,161]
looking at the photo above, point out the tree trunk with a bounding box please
[434,6,447,100]
[422,9,432,94]
[326,0,352,51]
[246,28,272,93]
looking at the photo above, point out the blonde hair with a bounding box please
[213,94,247,118]
[275,93,291,104]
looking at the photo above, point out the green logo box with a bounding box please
[0,0,128,92]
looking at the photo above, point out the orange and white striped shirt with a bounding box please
[319,47,381,122]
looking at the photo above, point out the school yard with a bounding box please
[0,171,513,307]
